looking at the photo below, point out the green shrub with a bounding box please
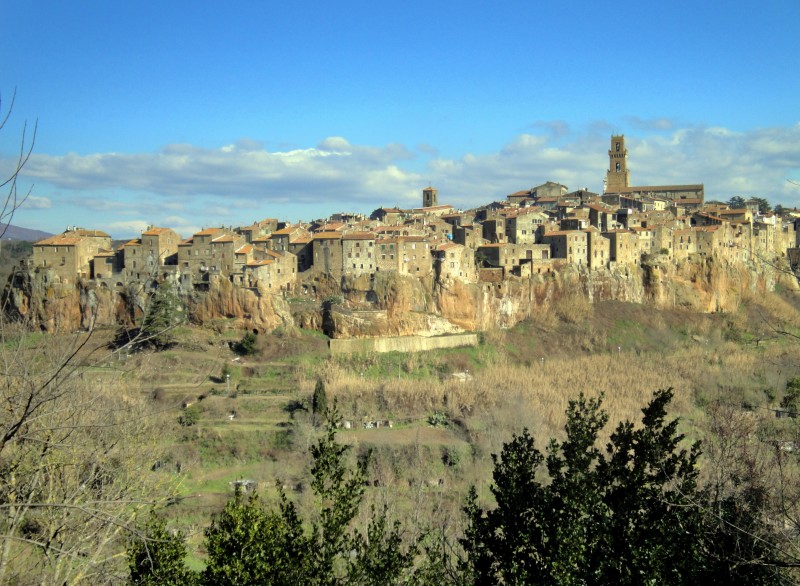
[178,405,201,427]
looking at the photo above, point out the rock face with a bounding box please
[3,256,793,337]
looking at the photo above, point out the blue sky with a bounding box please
[1,0,799,238]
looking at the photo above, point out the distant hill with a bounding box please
[0,223,53,242]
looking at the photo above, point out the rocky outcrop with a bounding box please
[3,255,792,338]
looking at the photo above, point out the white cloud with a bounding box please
[106,220,150,235]
[21,195,51,209]
[17,123,800,231]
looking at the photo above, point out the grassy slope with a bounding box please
[104,290,800,562]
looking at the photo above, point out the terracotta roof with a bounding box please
[123,239,142,246]
[235,244,253,255]
[142,227,173,236]
[212,235,235,243]
[342,232,377,240]
[35,236,84,246]
[68,229,111,238]
[291,236,312,244]
[313,232,343,240]
[195,228,223,236]
[584,203,613,212]
[413,204,453,211]
[615,184,704,194]
[543,230,586,237]
[246,259,274,267]
[317,222,346,231]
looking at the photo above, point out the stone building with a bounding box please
[504,208,548,244]
[433,242,477,283]
[311,232,345,280]
[541,230,589,266]
[452,224,485,250]
[177,227,247,286]
[586,229,610,269]
[32,228,112,284]
[602,230,640,266]
[342,232,377,277]
[241,250,297,291]
[604,134,704,203]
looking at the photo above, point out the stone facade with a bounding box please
[32,229,112,284]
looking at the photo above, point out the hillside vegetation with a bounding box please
[4,285,800,582]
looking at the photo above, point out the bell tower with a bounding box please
[422,186,438,208]
[605,135,630,193]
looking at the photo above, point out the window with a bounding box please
[615,141,620,152]
[615,162,621,172]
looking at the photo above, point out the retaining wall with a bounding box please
[329,333,479,355]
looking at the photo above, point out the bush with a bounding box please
[781,377,800,413]
[233,332,259,356]
[178,405,201,427]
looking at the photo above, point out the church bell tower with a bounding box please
[422,186,438,208]
[605,135,630,193]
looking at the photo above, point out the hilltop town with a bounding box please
[17,136,800,335]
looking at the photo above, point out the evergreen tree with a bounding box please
[727,196,747,209]
[312,378,328,427]
[462,389,788,585]
[139,280,184,349]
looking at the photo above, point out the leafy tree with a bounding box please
[312,378,328,427]
[203,490,308,585]
[128,513,196,585]
[727,196,747,209]
[462,390,788,585]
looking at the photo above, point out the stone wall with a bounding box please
[329,332,479,355]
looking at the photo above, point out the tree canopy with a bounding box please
[461,390,789,585]
[129,391,793,585]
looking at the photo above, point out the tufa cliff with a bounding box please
[3,256,796,338]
